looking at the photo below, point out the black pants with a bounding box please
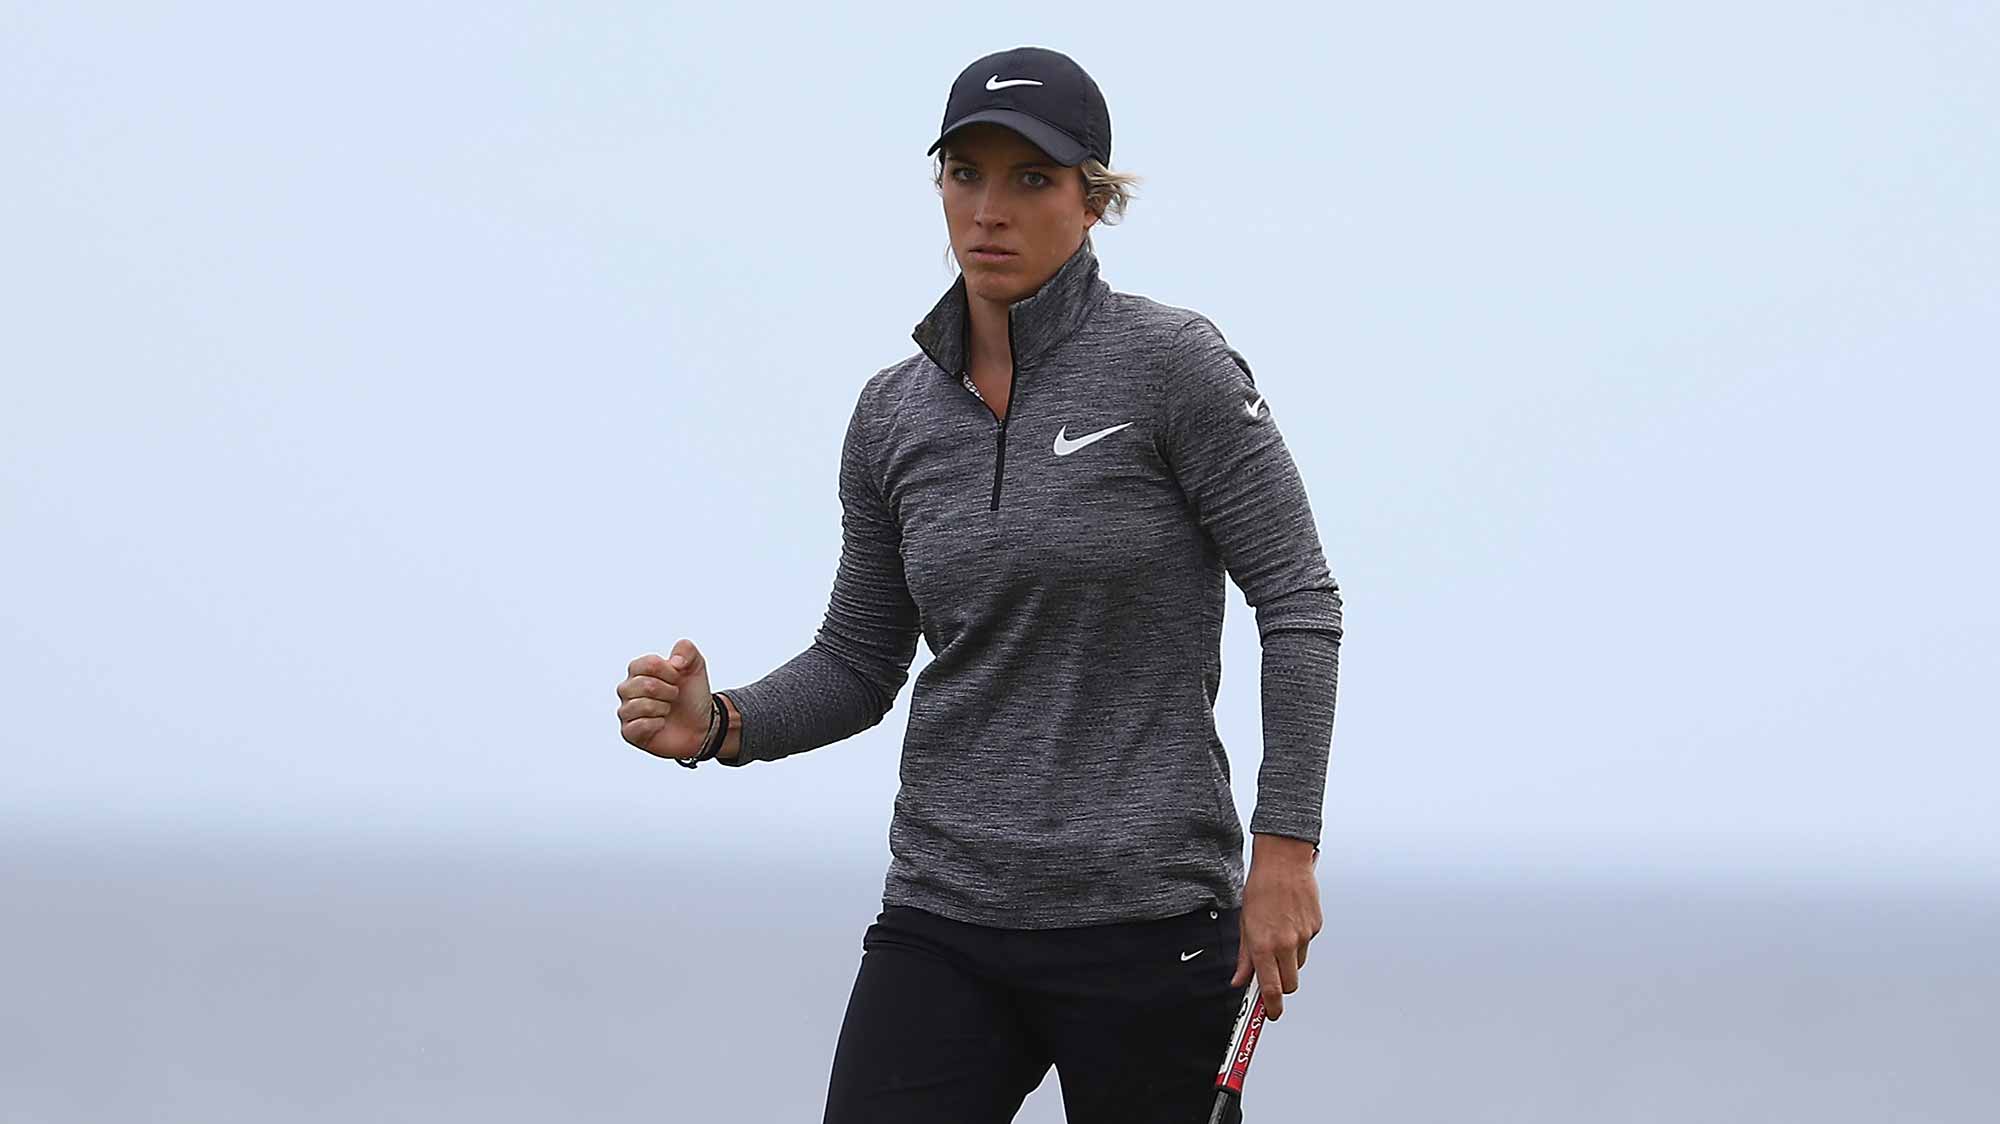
[822,901,1248,1124]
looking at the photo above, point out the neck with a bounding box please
[965,287,1014,369]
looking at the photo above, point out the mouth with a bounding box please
[969,245,1018,262]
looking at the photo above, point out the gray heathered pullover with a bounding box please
[717,241,1343,928]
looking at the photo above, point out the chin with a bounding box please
[963,272,1025,303]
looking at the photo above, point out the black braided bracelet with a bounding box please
[707,693,730,760]
[675,693,728,769]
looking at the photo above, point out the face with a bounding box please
[938,122,1100,305]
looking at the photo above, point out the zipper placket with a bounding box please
[989,314,1020,511]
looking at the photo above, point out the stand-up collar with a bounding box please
[912,240,1109,378]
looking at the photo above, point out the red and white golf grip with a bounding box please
[1208,983,1267,1123]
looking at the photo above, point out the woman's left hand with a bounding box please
[1231,833,1322,1021]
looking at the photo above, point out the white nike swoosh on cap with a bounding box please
[1052,421,1134,456]
[987,76,1044,90]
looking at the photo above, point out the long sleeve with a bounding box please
[1155,315,1344,843]
[715,381,921,766]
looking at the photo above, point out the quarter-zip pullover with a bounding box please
[718,241,1343,928]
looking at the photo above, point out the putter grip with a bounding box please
[1214,984,1267,1095]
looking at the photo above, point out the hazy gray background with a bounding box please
[3,1,1995,1120]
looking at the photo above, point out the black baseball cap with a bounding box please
[926,46,1112,167]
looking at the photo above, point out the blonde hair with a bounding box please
[932,148,1144,266]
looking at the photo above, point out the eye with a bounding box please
[949,166,977,183]
[1023,171,1050,188]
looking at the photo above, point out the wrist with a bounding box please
[714,691,743,762]
[1251,833,1319,865]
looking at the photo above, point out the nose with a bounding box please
[972,181,1010,229]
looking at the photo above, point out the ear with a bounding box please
[1077,169,1102,229]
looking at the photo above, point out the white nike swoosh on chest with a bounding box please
[1052,421,1135,456]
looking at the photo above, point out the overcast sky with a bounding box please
[3,1,1994,882]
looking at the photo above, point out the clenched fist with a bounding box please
[618,639,716,760]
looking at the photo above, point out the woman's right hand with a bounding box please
[618,640,715,760]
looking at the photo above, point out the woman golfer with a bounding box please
[616,45,1343,1123]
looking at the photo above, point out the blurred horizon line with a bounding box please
[6,802,1994,898]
